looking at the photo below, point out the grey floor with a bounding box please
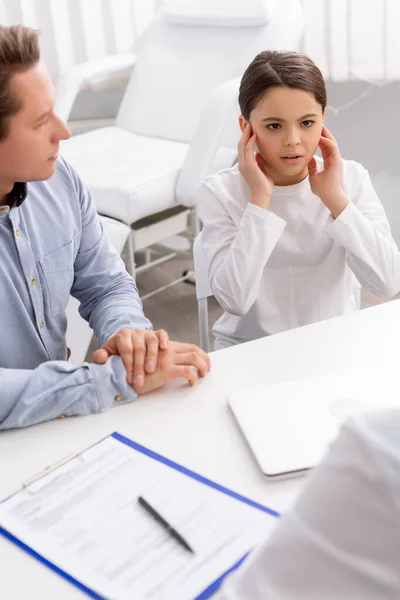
[135,248,223,346]
[133,245,399,348]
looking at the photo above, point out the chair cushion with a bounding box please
[61,127,189,224]
[116,0,304,143]
[163,0,275,27]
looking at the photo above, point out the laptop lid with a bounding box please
[227,370,398,479]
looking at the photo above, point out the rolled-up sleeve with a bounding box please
[0,356,136,430]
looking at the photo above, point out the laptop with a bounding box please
[227,369,398,479]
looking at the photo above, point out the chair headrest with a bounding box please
[163,0,275,27]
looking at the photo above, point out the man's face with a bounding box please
[240,86,325,186]
[0,61,71,188]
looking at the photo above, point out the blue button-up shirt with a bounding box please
[0,158,151,430]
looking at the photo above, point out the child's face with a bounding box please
[241,86,325,186]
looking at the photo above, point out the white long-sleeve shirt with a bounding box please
[198,159,400,349]
[220,409,400,599]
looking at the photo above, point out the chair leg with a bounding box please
[127,231,136,276]
[187,206,201,243]
[198,298,210,352]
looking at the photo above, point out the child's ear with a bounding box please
[322,108,327,124]
[238,115,247,133]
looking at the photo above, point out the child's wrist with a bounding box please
[320,191,349,219]
[249,193,271,210]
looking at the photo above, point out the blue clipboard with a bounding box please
[0,431,279,600]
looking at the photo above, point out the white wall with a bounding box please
[325,80,400,246]
[300,0,400,245]
[0,0,160,78]
[0,0,162,119]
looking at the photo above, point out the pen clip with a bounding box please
[22,453,84,494]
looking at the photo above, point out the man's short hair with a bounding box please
[0,25,40,141]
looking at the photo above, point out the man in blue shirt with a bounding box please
[0,25,210,430]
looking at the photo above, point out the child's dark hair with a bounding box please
[239,50,327,120]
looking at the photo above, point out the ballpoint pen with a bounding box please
[137,495,195,554]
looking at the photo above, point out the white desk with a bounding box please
[1,299,400,598]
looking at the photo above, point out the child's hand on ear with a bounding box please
[308,126,349,218]
[238,123,274,210]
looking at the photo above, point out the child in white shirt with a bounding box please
[198,51,400,350]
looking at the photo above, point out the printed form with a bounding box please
[0,436,277,600]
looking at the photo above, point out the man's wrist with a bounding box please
[133,375,164,396]
[90,356,137,408]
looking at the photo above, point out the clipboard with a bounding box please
[0,431,279,600]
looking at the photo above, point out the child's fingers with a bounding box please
[307,156,318,177]
[319,135,339,161]
[255,152,268,173]
[255,153,273,182]
[237,137,246,166]
[255,152,264,166]
[321,125,337,144]
[239,123,252,145]
[238,124,252,163]
[319,135,336,148]
[245,133,257,158]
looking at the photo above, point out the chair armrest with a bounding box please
[55,53,137,122]
[176,76,241,207]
